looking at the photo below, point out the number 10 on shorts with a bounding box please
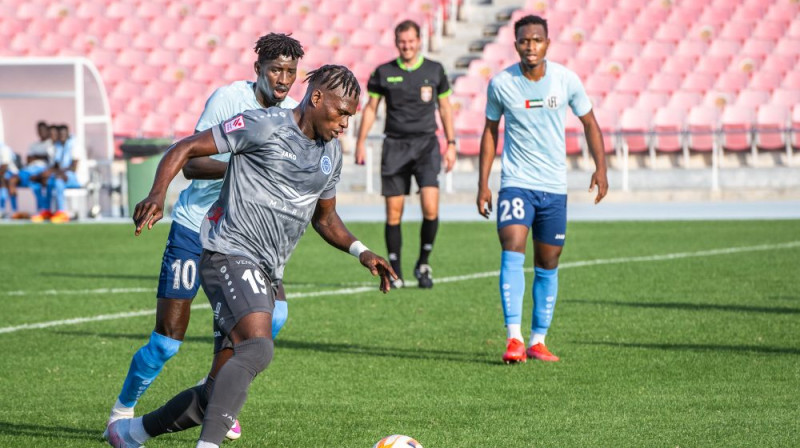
[170,259,197,291]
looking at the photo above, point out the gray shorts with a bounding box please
[200,251,276,352]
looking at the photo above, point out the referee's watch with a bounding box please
[447,139,456,146]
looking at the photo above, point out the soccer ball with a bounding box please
[373,435,423,448]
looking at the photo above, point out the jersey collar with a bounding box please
[396,55,424,71]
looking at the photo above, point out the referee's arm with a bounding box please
[437,94,457,172]
[355,94,381,165]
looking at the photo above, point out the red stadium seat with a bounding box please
[720,106,754,152]
[686,106,718,152]
[615,72,650,94]
[591,108,618,154]
[647,73,682,94]
[628,56,662,77]
[141,115,172,138]
[621,23,655,44]
[667,91,703,114]
[575,42,611,63]
[782,71,800,90]
[601,92,636,114]
[748,71,783,92]
[718,20,752,41]
[675,40,708,58]
[454,110,486,156]
[641,40,675,60]
[663,55,698,76]
[761,54,797,76]
[585,73,617,96]
[773,38,800,57]
[652,107,685,153]
[753,20,788,41]
[769,88,800,110]
[565,113,583,155]
[713,71,750,93]
[619,108,652,154]
[609,41,642,62]
[635,92,669,114]
[708,39,741,58]
[695,55,730,76]
[113,114,142,138]
[453,76,485,97]
[735,90,771,109]
[755,105,789,151]
[363,12,396,31]
[681,72,716,93]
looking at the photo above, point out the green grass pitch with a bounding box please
[0,220,798,447]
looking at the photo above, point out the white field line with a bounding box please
[1,241,798,335]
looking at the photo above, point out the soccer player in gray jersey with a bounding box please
[106,65,397,448]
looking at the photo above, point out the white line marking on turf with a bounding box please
[1,241,798,335]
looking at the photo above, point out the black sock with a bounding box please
[142,383,208,437]
[418,218,438,266]
[385,223,402,279]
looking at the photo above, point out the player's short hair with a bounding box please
[514,15,548,39]
[305,65,361,99]
[36,121,47,128]
[394,20,421,39]
[254,33,305,65]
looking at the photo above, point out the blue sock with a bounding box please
[30,182,45,211]
[9,193,16,211]
[272,300,288,339]
[532,267,559,335]
[118,331,182,407]
[500,251,526,327]
[0,187,7,210]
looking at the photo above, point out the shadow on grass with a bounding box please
[39,271,155,281]
[54,332,504,366]
[580,341,800,356]
[571,299,800,315]
[0,421,98,442]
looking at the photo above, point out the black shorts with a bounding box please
[200,251,277,352]
[381,134,441,197]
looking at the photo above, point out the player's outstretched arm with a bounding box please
[311,197,397,293]
[354,96,380,165]
[182,157,228,180]
[133,130,219,235]
[477,118,500,218]
[578,110,608,204]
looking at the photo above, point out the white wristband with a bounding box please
[348,240,369,258]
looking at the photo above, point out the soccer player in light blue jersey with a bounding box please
[476,15,608,364]
[104,33,304,442]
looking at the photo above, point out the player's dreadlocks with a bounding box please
[254,33,305,65]
[514,14,548,38]
[304,65,361,98]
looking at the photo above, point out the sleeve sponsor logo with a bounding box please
[224,115,245,133]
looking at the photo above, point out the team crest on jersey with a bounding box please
[545,95,559,109]
[420,85,433,102]
[320,155,332,174]
[224,115,245,133]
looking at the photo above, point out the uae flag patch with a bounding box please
[525,99,544,108]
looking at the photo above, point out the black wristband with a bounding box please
[447,140,456,145]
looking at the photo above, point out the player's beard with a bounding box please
[256,75,287,107]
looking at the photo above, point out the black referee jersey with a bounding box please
[366,57,452,139]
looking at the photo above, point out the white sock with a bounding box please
[530,332,546,346]
[507,324,523,343]
[196,441,219,448]
[129,417,151,444]
[110,398,134,419]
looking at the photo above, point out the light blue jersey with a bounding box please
[172,80,298,232]
[486,61,591,194]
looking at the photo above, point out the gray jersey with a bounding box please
[201,107,342,282]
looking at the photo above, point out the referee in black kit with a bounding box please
[355,19,456,289]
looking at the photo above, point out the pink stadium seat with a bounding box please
[635,92,669,114]
[714,71,750,93]
[622,23,655,44]
[641,40,675,60]
[363,12,396,31]
[708,39,741,58]
[792,105,800,149]
[568,59,599,80]
[748,72,783,92]
[565,113,583,155]
[590,108,617,153]
[584,73,617,96]
[575,42,611,63]
[319,0,350,16]
[647,73,682,94]
[16,2,45,19]
[102,32,129,50]
[735,90,771,109]
[467,59,498,81]
[332,14,361,32]
[174,81,209,100]
[769,88,800,110]
[667,91,703,113]
[208,48,240,66]
[609,41,642,62]
[601,92,637,114]
[178,49,207,67]
[590,24,622,44]
[192,65,224,83]
[303,47,336,68]
[142,81,174,101]
[773,38,800,57]
[364,46,397,66]
[141,115,172,138]
[113,114,142,137]
[662,55,697,76]
[131,65,161,84]
[173,112,199,137]
[454,110,486,156]
[615,72,649,94]
[347,29,382,50]
[447,94,471,114]
[720,106,754,152]
[788,20,800,39]
[165,2,194,18]
[628,57,662,77]
[652,107,685,153]
[695,55,730,76]
[681,72,716,93]
[163,33,194,50]
[619,108,652,154]
[132,33,161,51]
[468,95,488,113]
[551,0,583,12]
[636,6,670,25]
[675,40,708,58]
[782,72,800,90]
[703,90,736,110]
[755,105,789,151]
[453,76,485,97]
[116,49,148,68]
[740,39,776,59]
[654,22,687,42]
[686,105,719,152]
[179,17,210,36]
[761,54,797,76]
[752,20,787,41]
[718,21,751,41]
